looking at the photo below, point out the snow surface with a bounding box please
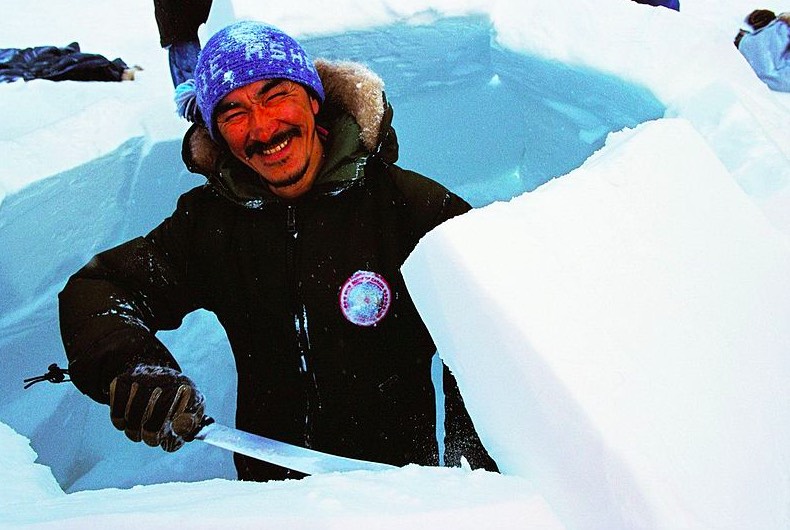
[1,0,789,528]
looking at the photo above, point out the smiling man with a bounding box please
[59,21,498,482]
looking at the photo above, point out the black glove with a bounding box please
[109,364,205,452]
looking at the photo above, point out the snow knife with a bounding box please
[194,418,398,475]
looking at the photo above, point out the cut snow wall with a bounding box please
[403,118,790,529]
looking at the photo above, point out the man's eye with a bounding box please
[265,90,289,103]
[218,110,245,123]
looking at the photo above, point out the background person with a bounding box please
[735,9,790,92]
[153,0,212,87]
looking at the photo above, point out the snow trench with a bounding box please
[0,15,664,492]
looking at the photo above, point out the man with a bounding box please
[59,21,497,481]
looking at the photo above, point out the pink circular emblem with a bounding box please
[339,270,391,326]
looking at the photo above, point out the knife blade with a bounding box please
[194,420,398,475]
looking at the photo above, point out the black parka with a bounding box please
[59,60,497,480]
[0,43,128,83]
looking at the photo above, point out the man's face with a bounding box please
[216,79,323,200]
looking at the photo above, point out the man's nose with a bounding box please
[248,105,278,142]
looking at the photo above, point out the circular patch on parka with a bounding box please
[339,270,392,326]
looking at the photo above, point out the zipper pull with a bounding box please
[287,205,297,237]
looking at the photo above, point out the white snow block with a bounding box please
[403,118,790,530]
[0,422,63,508]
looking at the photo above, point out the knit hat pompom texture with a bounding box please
[194,21,325,140]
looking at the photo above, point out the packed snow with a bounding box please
[1,0,788,528]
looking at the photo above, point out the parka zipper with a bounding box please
[286,204,321,447]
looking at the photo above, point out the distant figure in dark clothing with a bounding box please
[631,0,679,11]
[0,42,140,83]
[153,0,213,87]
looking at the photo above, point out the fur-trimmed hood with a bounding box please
[182,59,400,207]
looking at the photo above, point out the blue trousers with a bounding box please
[168,39,201,87]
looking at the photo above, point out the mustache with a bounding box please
[244,128,300,159]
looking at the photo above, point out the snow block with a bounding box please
[403,118,790,530]
[0,422,63,509]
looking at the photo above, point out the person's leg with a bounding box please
[168,39,201,87]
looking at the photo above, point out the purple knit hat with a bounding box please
[194,21,325,140]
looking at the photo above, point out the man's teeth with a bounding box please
[262,137,290,155]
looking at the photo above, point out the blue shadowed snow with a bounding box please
[0,15,663,492]
[304,16,665,205]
